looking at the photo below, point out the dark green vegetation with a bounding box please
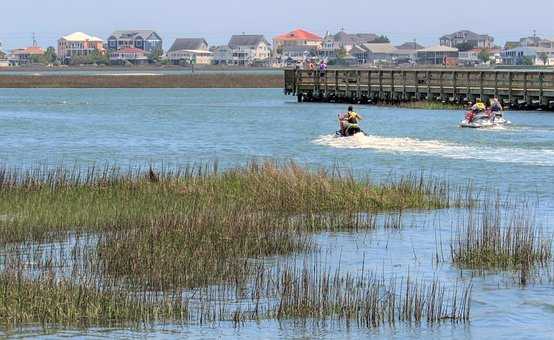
[0,74,283,88]
[0,162,473,330]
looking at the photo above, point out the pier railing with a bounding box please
[284,68,554,109]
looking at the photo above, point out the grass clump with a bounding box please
[235,265,472,327]
[0,273,188,329]
[451,205,552,276]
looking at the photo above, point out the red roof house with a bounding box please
[273,29,323,51]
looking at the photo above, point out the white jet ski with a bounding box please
[459,112,511,128]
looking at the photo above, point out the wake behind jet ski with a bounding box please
[459,97,511,128]
[336,106,366,137]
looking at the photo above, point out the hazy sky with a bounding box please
[1,0,552,50]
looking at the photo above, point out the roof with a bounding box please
[11,46,44,55]
[61,32,103,42]
[228,35,269,48]
[396,42,424,50]
[330,32,378,45]
[418,45,459,52]
[110,30,159,40]
[357,43,398,54]
[168,38,208,52]
[274,29,322,42]
[440,30,493,41]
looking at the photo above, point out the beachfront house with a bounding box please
[109,47,148,65]
[501,46,554,65]
[0,45,8,67]
[273,29,322,55]
[9,46,45,65]
[320,31,378,59]
[107,30,163,55]
[350,43,399,64]
[226,35,271,65]
[281,45,319,65]
[395,42,424,64]
[417,45,459,65]
[211,45,233,65]
[166,38,212,65]
[440,30,494,50]
[505,36,554,49]
[57,32,105,63]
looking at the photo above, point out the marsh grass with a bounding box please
[0,161,475,330]
[232,264,472,327]
[451,204,552,277]
[0,161,458,244]
[0,273,188,329]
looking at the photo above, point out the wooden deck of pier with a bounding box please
[284,68,554,110]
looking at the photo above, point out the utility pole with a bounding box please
[32,32,37,47]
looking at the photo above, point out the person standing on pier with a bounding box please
[319,60,327,77]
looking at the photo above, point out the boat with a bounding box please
[459,111,511,128]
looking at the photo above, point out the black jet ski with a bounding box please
[336,123,366,137]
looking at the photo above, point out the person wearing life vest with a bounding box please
[471,98,486,114]
[346,106,363,124]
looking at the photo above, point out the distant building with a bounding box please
[281,45,319,64]
[273,29,322,54]
[350,43,399,64]
[211,45,233,65]
[505,36,554,50]
[0,43,8,66]
[502,47,554,66]
[417,45,459,65]
[57,32,105,63]
[107,30,163,55]
[166,38,212,65]
[227,35,271,65]
[321,31,378,58]
[0,46,8,67]
[440,30,494,49]
[395,42,424,63]
[9,46,45,65]
[109,47,148,65]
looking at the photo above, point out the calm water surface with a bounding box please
[1,88,554,339]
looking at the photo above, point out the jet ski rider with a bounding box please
[339,106,363,136]
[489,96,503,122]
[467,98,486,123]
[346,106,363,125]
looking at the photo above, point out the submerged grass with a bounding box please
[451,204,552,279]
[0,273,188,329]
[0,161,475,331]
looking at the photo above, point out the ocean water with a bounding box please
[1,88,554,338]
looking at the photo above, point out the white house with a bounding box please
[166,38,212,65]
[227,35,271,65]
[350,43,399,64]
[211,45,233,65]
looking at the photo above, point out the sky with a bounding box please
[1,0,553,50]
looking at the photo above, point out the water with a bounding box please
[1,88,554,338]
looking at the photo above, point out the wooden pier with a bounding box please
[284,68,554,110]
